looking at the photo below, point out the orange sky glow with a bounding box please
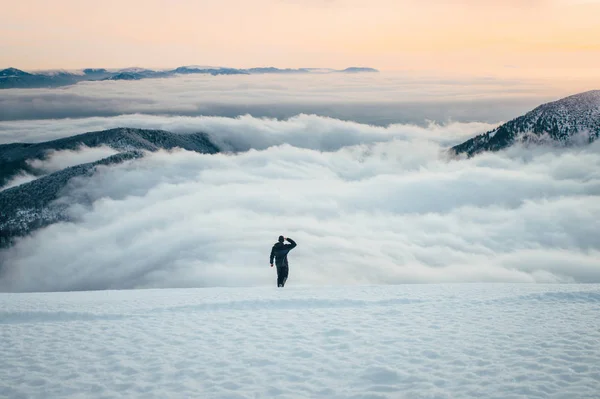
[1,0,599,79]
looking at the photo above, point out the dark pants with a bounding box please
[276,265,289,287]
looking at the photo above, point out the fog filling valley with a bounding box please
[0,74,599,292]
[1,118,600,291]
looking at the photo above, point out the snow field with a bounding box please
[1,284,600,398]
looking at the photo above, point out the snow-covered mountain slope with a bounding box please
[1,284,599,398]
[0,151,143,248]
[0,128,220,247]
[0,127,219,186]
[451,90,600,156]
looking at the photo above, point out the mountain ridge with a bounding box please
[0,150,145,248]
[0,65,380,89]
[451,90,600,157]
[0,128,221,247]
[0,127,219,186]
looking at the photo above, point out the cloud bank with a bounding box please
[0,73,558,126]
[0,116,599,292]
[0,113,496,149]
[26,145,119,174]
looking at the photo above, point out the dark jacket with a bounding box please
[270,238,297,267]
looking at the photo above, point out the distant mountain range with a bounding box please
[451,90,600,157]
[0,66,379,89]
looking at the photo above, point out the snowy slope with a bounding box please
[0,128,220,247]
[0,151,144,246]
[1,284,599,399]
[452,90,600,156]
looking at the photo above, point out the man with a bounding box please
[270,235,297,287]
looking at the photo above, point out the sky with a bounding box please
[1,0,599,78]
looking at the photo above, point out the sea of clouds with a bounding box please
[1,73,599,292]
[1,113,599,292]
[0,72,561,128]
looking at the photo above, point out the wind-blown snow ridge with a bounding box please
[1,284,599,398]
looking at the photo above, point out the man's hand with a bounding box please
[270,263,273,267]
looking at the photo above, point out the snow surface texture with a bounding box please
[1,284,599,399]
